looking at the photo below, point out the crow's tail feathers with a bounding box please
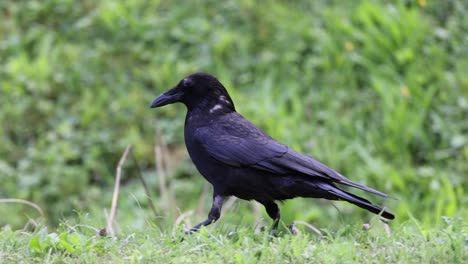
[326,184,395,220]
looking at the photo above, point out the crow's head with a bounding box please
[150,72,235,112]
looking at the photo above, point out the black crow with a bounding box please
[150,73,395,233]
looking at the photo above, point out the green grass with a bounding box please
[1,217,466,263]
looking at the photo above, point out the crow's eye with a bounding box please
[182,78,193,87]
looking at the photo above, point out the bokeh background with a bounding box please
[1,0,466,231]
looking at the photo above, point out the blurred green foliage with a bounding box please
[0,0,466,229]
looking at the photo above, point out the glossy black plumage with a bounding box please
[151,72,394,233]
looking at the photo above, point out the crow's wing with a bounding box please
[195,113,388,198]
[194,114,288,167]
[256,148,389,197]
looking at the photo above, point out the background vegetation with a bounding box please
[0,0,466,262]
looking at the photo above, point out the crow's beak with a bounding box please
[150,88,183,108]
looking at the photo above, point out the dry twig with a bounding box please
[107,144,131,236]
[292,220,322,236]
[130,149,160,224]
[154,144,168,212]
[0,198,45,219]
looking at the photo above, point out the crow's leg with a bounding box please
[260,201,280,235]
[186,194,225,234]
